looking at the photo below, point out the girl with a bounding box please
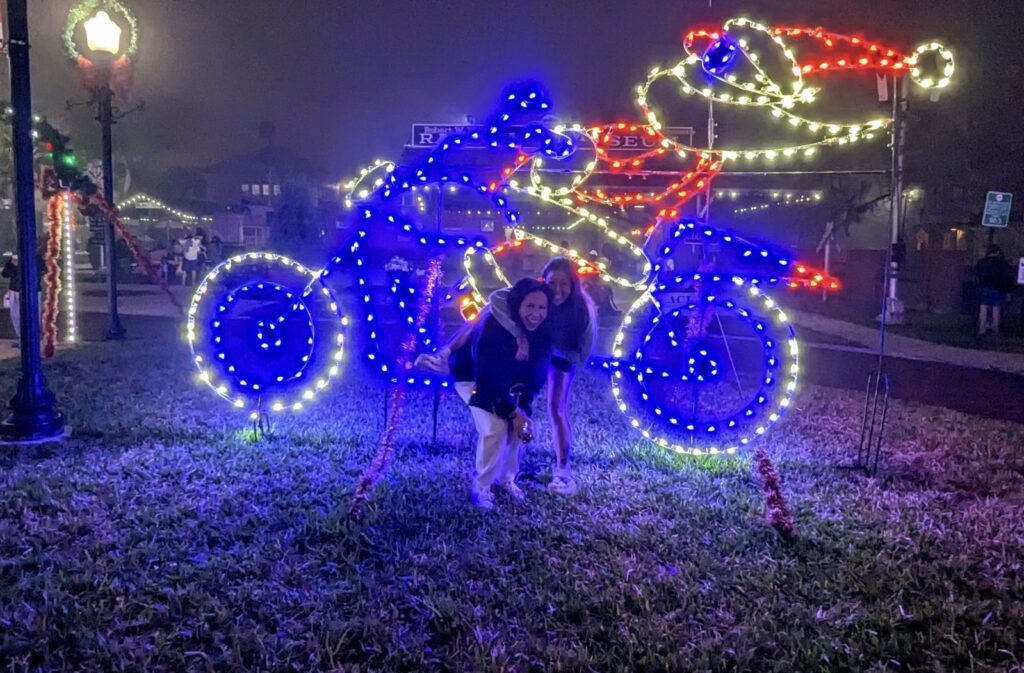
[449,278,553,510]
[423,257,594,495]
[520,257,595,495]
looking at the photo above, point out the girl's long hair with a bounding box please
[541,256,595,336]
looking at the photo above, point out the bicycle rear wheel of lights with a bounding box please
[608,281,799,455]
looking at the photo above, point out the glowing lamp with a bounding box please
[83,10,122,56]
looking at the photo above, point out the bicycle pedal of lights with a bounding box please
[187,18,953,455]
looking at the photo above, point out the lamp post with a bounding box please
[1,0,66,443]
[83,9,126,338]
[66,2,139,339]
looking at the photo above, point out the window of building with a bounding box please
[273,184,281,196]
[942,227,968,251]
[262,184,271,196]
[241,184,250,194]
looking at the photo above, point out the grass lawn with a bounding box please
[1,332,1023,672]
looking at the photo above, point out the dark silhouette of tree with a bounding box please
[270,181,320,263]
[259,120,276,148]
[157,166,208,202]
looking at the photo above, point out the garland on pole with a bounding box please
[753,448,795,538]
[349,255,444,520]
[42,196,64,358]
[83,191,181,311]
[15,107,184,315]
[63,0,139,97]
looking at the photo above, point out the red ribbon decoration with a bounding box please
[42,196,63,358]
[349,255,445,520]
[753,448,796,539]
[78,192,182,313]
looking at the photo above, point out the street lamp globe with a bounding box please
[83,10,122,56]
[63,0,139,69]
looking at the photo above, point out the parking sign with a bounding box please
[982,191,1013,228]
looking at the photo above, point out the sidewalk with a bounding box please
[791,309,1024,376]
[0,340,19,361]
[76,282,189,318]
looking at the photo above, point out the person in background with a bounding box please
[180,229,200,286]
[2,253,20,346]
[195,228,209,276]
[160,249,175,285]
[2,251,43,347]
[448,278,553,510]
[975,244,1014,336]
[171,235,185,285]
[208,236,224,267]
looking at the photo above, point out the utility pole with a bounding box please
[817,220,835,303]
[883,75,907,324]
[1,0,66,443]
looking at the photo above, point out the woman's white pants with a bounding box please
[455,382,522,493]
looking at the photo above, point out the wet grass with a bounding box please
[1,333,1023,672]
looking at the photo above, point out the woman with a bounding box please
[424,257,594,495]
[449,278,552,510]
[517,257,595,495]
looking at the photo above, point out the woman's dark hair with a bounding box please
[541,256,595,332]
[507,277,552,331]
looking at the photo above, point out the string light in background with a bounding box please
[734,193,821,215]
[119,192,213,223]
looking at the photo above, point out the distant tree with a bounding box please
[270,181,320,263]
[157,166,208,201]
[825,177,887,238]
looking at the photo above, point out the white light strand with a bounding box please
[61,191,77,343]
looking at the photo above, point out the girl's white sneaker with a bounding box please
[547,467,577,496]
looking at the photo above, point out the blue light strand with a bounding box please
[186,252,348,416]
[317,82,575,387]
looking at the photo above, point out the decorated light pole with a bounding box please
[64,0,139,339]
[0,0,65,443]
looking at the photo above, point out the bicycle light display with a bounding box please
[187,19,954,454]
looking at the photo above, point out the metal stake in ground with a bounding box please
[849,74,904,474]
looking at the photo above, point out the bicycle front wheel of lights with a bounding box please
[186,252,348,416]
[608,281,800,456]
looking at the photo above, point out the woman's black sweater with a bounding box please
[450,314,551,419]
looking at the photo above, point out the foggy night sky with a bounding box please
[10,0,1024,186]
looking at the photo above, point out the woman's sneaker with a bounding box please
[547,466,577,496]
[499,481,526,502]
